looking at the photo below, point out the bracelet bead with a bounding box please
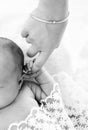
[31,12,69,24]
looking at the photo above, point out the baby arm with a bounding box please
[27,68,56,103]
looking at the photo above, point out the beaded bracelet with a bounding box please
[31,12,69,24]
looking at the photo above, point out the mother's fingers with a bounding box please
[26,35,35,43]
[27,45,38,57]
[32,51,49,73]
[21,29,29,38]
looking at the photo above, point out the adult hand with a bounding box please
[21,10,67,73]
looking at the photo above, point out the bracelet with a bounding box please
[31,12,69,24]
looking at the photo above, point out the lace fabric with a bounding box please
[65,104,88,130]
[9,73,88,130]
[9,84,75,130]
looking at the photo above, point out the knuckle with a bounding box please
[26,37,31,43]
[21,30,29,38]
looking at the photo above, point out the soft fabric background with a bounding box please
[0,0,88,91]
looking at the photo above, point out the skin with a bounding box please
[21,0,68,73]
[0,51,20,109]
[0,50,38,130]
[0,51,55,130]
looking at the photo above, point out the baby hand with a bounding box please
[28,68,56,102]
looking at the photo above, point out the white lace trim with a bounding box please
[9,83,75,130]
